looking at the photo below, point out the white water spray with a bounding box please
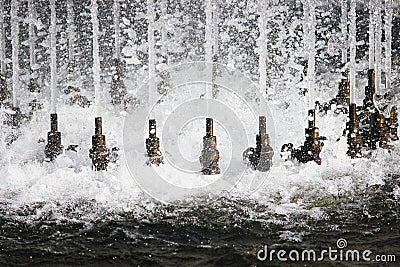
[368,0,375,70]
[50,0,57,113]
[160,0,168,67]
[349,0,356,103]
[113,0,121,59]
[11,0,19,107]
[147,0,155,92]
[258,0,268,112]
[384,0,392,90]
[374,1,382,93]
[0,1,6,76]
[340,0,348,65]
[205,0,213,99]
[305,0,316,109]
[91,0,101,116]
[28,0,36,73]
[67,0,75,63]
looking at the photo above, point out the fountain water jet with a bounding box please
[281,0,324,165]
[145,0,164,165]
[27,0,42,111]
[243,0,273,172]
[110,0,129,107]
[45,0,64,161]
[346,0,362,158]
[5,0,22,131]
[89,0,110,171]
[374,1,382,93]
[0,1,9,106]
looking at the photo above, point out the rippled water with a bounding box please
[1,175,399,266]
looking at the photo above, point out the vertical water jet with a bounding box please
[281,0,324,165]
[27,0,42,111]
[89,0,110,171]
[243,1,273,172]
[45,0,63,160]
[346,0,362,158]
[7,0,21,129]
[374,1,382,93]
[0,1,8,106]
[384,0,392,90]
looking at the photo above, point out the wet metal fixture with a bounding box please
[243,116,274,172]
[146,119,164,166]
[5,106,22,129]
[89,117,110,171]
[200,118,221,175]
[360,69,378,149]
[387,107,399,141]
[359,69,395,150]
[44,113,63,161]
[281,110,324,165]
[346,103,362,158]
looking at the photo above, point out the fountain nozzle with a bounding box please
[44,113,63,161]
[243,116,274,172]
[200,118,221,175]
[281,109,324,165]
[146,119,164,166]
[89,117,110,171]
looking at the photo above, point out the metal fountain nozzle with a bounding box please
[146,119,164,166]
[387,106,399,141]
[89,117,110,171]
[281,109,324,165]
[243,116,274,172]
[44,113,64,161]
[200,118,221,175]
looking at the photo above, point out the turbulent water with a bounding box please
[0,177,399,266]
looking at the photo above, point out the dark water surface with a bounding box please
[0,177,399,267]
